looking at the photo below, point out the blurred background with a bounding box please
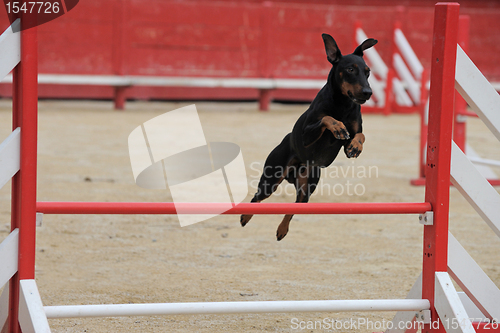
[0,0,498,107]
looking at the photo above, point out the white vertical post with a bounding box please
[19,280,51,333]
[434,272,475,333]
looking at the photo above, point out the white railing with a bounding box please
[388,43,500,333]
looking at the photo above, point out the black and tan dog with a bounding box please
[241,34,377,241]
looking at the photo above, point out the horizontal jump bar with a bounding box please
[36,202,432,215]
[44,299,430,318]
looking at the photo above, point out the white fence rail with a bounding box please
[455,45,500,141]
[44,299,430,319]
[0,19,20,82]
[0,127,21,190]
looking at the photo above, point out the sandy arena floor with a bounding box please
[0,100,499,332]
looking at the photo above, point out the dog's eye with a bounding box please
[346,68,354,74]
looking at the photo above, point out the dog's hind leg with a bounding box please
[240,134,296,227]
[276,165,321,241]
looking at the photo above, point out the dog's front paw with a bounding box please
[327,121,350,140]
[345,139,363,158]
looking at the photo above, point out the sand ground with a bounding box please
[0,100,499,332]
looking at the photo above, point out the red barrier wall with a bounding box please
[0,0,498,102]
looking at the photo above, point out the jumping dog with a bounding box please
[240,34,377,241]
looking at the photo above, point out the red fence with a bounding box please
[0,0,499,102]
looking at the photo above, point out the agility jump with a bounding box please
[354,19,428,115]
[0,3,499,333]
[411,14,500,187]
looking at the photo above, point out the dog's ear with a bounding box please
[353,38,378,56]
[322,33,341,64]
